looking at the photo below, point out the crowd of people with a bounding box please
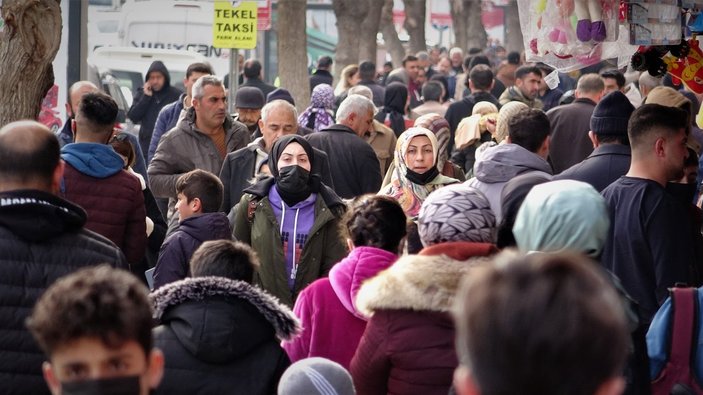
[1,43,702,395]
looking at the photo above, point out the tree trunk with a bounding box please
[466,0,487,50]
[276,0,310,112]
[380,0,405,68]
[332,0,369,83]
[504,0,524,53]
[0,0,61,127]
[358,0,383,64]
[402,0,426,54]
[450,0,468,51]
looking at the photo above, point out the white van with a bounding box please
[117,0,231,77]
[87,46,209,102]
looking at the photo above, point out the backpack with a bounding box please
[650,287,703,395]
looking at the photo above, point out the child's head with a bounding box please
[190,240,260,284]
[26,266,163,395]
[341,194,407,254]
[175,169,223,221]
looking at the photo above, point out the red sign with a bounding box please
[393,10,405,25]
[257,0,271,31]
[430,12,452,27]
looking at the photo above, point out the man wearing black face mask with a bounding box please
[27,266,164,395]
[61,92,147,268]
[233,135,347,307]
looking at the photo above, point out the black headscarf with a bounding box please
[375,82,408,137]
[269,135,321,206]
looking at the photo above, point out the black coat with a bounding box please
[554,144,631,192]
[152,277,300,395]
[241,78,277,98]
[306,124,382,199]
[310,69,334,91]
[0,190,128,395]
[547,98,597,173]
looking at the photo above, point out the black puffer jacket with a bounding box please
[152,276,300,395]
[0,190,128,395]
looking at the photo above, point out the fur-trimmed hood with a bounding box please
[355,254,486,317]
[151,276,300,363]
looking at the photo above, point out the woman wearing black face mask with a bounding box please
[233,135,347,307]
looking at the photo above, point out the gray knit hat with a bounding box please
[418,183,496,247]
[277,357,355,395]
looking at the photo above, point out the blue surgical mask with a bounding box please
[61,375,141,395]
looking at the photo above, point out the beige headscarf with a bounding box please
[454,101,499,150]
[494,101,529,143]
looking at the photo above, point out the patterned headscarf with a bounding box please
[298,84,335,133]
[414,113,451,172]
[380,127,459,219]
[418,183,496,247]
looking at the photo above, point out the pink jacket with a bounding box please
[283,246,397,369]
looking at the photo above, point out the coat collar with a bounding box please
[151,276,301,340]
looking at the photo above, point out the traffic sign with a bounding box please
[213,1,258,49]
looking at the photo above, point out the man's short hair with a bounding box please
[243,59,263,79]
[515,65,543,81]
[469,55,491,70]
[78,91,118,128]
[261,99,298,123]
[192,75,224,99]
[402,55,418,67]
[508,108,551,153]
[186,62,214,79]
[26,265,153,357]
[0,121,60,186]
[449,47,464,58]
[416,51,429,61]
[600,69,626,89]
[469,64,494,91]
[336,94,375,123]
[347,85,373,100]
[422,81,444,102]
[175,169,224,213]
[576,73,605,95]
[190,240,259,283]
[453,252,628,395]
[359,61,376,81]
[628,103,689,150]
[317,55,333,69]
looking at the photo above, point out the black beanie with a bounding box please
[235,87,265,109]
[590,91,635,136]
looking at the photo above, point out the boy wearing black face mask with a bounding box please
[27,266,164,395]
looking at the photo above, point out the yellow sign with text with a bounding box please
[213,1,258,49]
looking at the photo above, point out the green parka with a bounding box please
[233,178,347,306]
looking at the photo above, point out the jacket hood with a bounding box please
[474,143,552,183]
[178,212,231,242]
[152,276,300,363]
[145,60,171,89]
[328,247,398,319]
[355,253,487,317]
[0,190,87,242]
[61,143,124,178]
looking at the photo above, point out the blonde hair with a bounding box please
[334,64,359,96]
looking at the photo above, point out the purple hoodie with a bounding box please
[282,246,397,369]
[269,185,317,291]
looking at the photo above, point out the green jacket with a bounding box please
[233,185,347,307]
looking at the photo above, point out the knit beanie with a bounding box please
[418,183,496,247]
[495,101,528,143]
[277,357,355,395]
[235,87,265,109]
[267,88,295,105]
[590,91,635,136]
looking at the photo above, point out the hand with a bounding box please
[143,82,153,96]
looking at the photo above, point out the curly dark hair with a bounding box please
[340,194,407,253]
[26,265,153,357]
